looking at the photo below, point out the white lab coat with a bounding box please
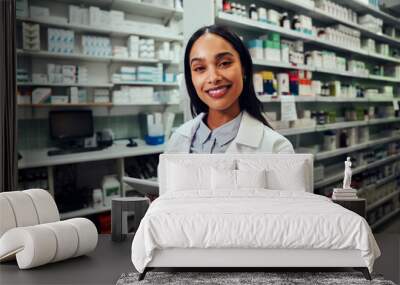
[164,111,294,154]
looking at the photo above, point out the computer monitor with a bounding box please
[49,110,94,143]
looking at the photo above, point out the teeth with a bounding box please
[208,86,229,97]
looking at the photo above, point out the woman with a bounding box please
[165,25,294,154]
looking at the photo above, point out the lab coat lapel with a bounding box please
[174,113,206,153]
[226,111,264,153]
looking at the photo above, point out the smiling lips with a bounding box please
[206,84,232,99]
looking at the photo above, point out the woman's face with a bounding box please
[189,33,243,113]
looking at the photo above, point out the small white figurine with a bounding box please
[342,157,352,189]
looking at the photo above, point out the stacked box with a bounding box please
[110,10,125,25]
[32,88,52,104]
[82,35,111,57]
[139,39,155,59]
[262,33,281,62]
[336,57,347,72]
[247,39,263,60]
[117,66,136,82]
[17,68,30,83]
[16,0,29,18]
[48,28,75,54]
[321,51,336,69]
[171,42,182,62]
[127,35,140,58]
[94,89,110,103]
[23,23,40,51]
[68,5,89,25]
[113,87,155,104]
[136,63,163,82]
[157,42,171,61]
[62,65,76,84]
[77,67,88,83]
[362,38,376,53]
[30,6,50,18]
[113,46,128,58]
[69,87,79,103]
[32,73,47,84]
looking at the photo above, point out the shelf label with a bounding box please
[281,96,298,122]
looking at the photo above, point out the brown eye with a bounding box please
[219,61,232,68]
[193,66,205,73]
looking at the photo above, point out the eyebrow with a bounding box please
[190,51,234,65]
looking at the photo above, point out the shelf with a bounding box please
[312,7,400,48]
[368,75,400,83]
[367,52,400,64]
[315,135,400,161]
[112,101,179,106]
[111,0,183,19]
[18,140,166,169]
[257,95,317,102]
[278,127,316,136]
[112,81,179,87]
[252,59,313,71]
[16,16,183,42]
[370,173,400,189]
[257,95,397,103]
[17,49,110,62]
[253,57,400,81]
[259,0,400,46]
[369,117,400,125]
[367,191,400,212]
[17,82,113,88]
[314,153,400,188]
[368,97,399,102]
[275,117,400,136]
[18,101,180,107]
[60,205,110,220]
[314,67,369,79]
[315,121,368,132]
[371,208,400,230]
[217,12,400,66]
[333,0,400,27]
[264,0,400,45]
[359,173,400,196]
[18,103,113,107]
[216,12,314,42]
[17,81,181,88]
[315,96,369,102]
[16,49,178,65]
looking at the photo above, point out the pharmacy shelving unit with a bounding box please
[217,12,400,67]
[16,0,184,106]
[18,139,166,220]
[16,0,184,219]
[259,0,400,46]
[184,0,400,229]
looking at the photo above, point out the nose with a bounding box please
[207,66,222,85]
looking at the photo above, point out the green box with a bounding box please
[273,42,281,49]
[269,32,280,42]
[265,40,274,48]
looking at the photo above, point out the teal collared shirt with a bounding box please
[190,112,243,154]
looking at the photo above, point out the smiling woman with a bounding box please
[165,25,294,154]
